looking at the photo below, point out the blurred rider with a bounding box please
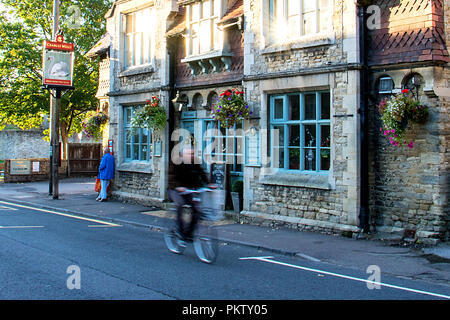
[171,146,214,242]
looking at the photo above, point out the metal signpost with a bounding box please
[43,0,75,199]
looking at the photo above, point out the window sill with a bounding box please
[259,171,331,190]
[117,161,153,174]
[262,32,335,55]
[119,65,155,78]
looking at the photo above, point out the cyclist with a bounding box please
[171,145,215,242]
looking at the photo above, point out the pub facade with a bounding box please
[89,0,450,242]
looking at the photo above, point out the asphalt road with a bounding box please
[1,201,449,302]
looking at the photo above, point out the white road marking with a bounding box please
[0,226,44,229]
[295,253,321,262]
[239,256,450,300]
[0,200,120,227]
[88,225,121,228]
[0,205,18,211]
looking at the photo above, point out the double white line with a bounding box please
[240,256,450,300]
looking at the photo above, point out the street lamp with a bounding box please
[172,91,188,111]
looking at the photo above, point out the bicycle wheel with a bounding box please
[193,223,218,264]
[164,229,186,255]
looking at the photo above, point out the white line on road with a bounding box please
[239,256,450,300]
[295,253,322,262]
[0,205,18,210]
[88,225,121,228]
[0,200,121,227]
[0,226,44,229]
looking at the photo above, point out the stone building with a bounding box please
[98,0,175,204]
[239,0,363,235]
[92,0,449,242]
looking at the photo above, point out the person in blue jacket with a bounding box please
[97,147,115,202]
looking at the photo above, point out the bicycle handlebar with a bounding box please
[178,187,216,195]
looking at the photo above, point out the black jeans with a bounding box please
[171,191,202,240]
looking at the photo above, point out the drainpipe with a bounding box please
[358,4,370,233]
[167,40,176,164]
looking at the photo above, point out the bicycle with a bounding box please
[164,187,223,264]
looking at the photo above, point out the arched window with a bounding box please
[402,73,423,98]
[207,91,218,111]
[192,93,203,110]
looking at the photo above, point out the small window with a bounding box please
[378,77,394,94]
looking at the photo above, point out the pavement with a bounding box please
[0,177,449,286]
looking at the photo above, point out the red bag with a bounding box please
[95,178,112,193]
[95,178,101,192]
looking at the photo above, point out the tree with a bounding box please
[0,0,112,159]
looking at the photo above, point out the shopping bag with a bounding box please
[95,178,101,192]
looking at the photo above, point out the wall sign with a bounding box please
[181,111,197,119]
[154,140,162,157]
[32,161,40,173]
[10,160,31,175]
[108,139,114,155]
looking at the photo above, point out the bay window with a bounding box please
[186,0,220,56]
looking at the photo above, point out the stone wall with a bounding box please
[367,68,448,241]
[0,130,49,160]
[365,0,450,242]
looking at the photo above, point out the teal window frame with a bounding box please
[269,91,331,174]
[123,106,153,162]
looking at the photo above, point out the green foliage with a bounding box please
[0,0,112,140]
[130,96,167,132]
[212,89,251,128]
[82,111,108,140]
[378,89,428,148]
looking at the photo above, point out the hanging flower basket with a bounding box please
[83,111,108,140]
[212,89,252,128]
[130,96,167,132]
[378,89,428,149]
